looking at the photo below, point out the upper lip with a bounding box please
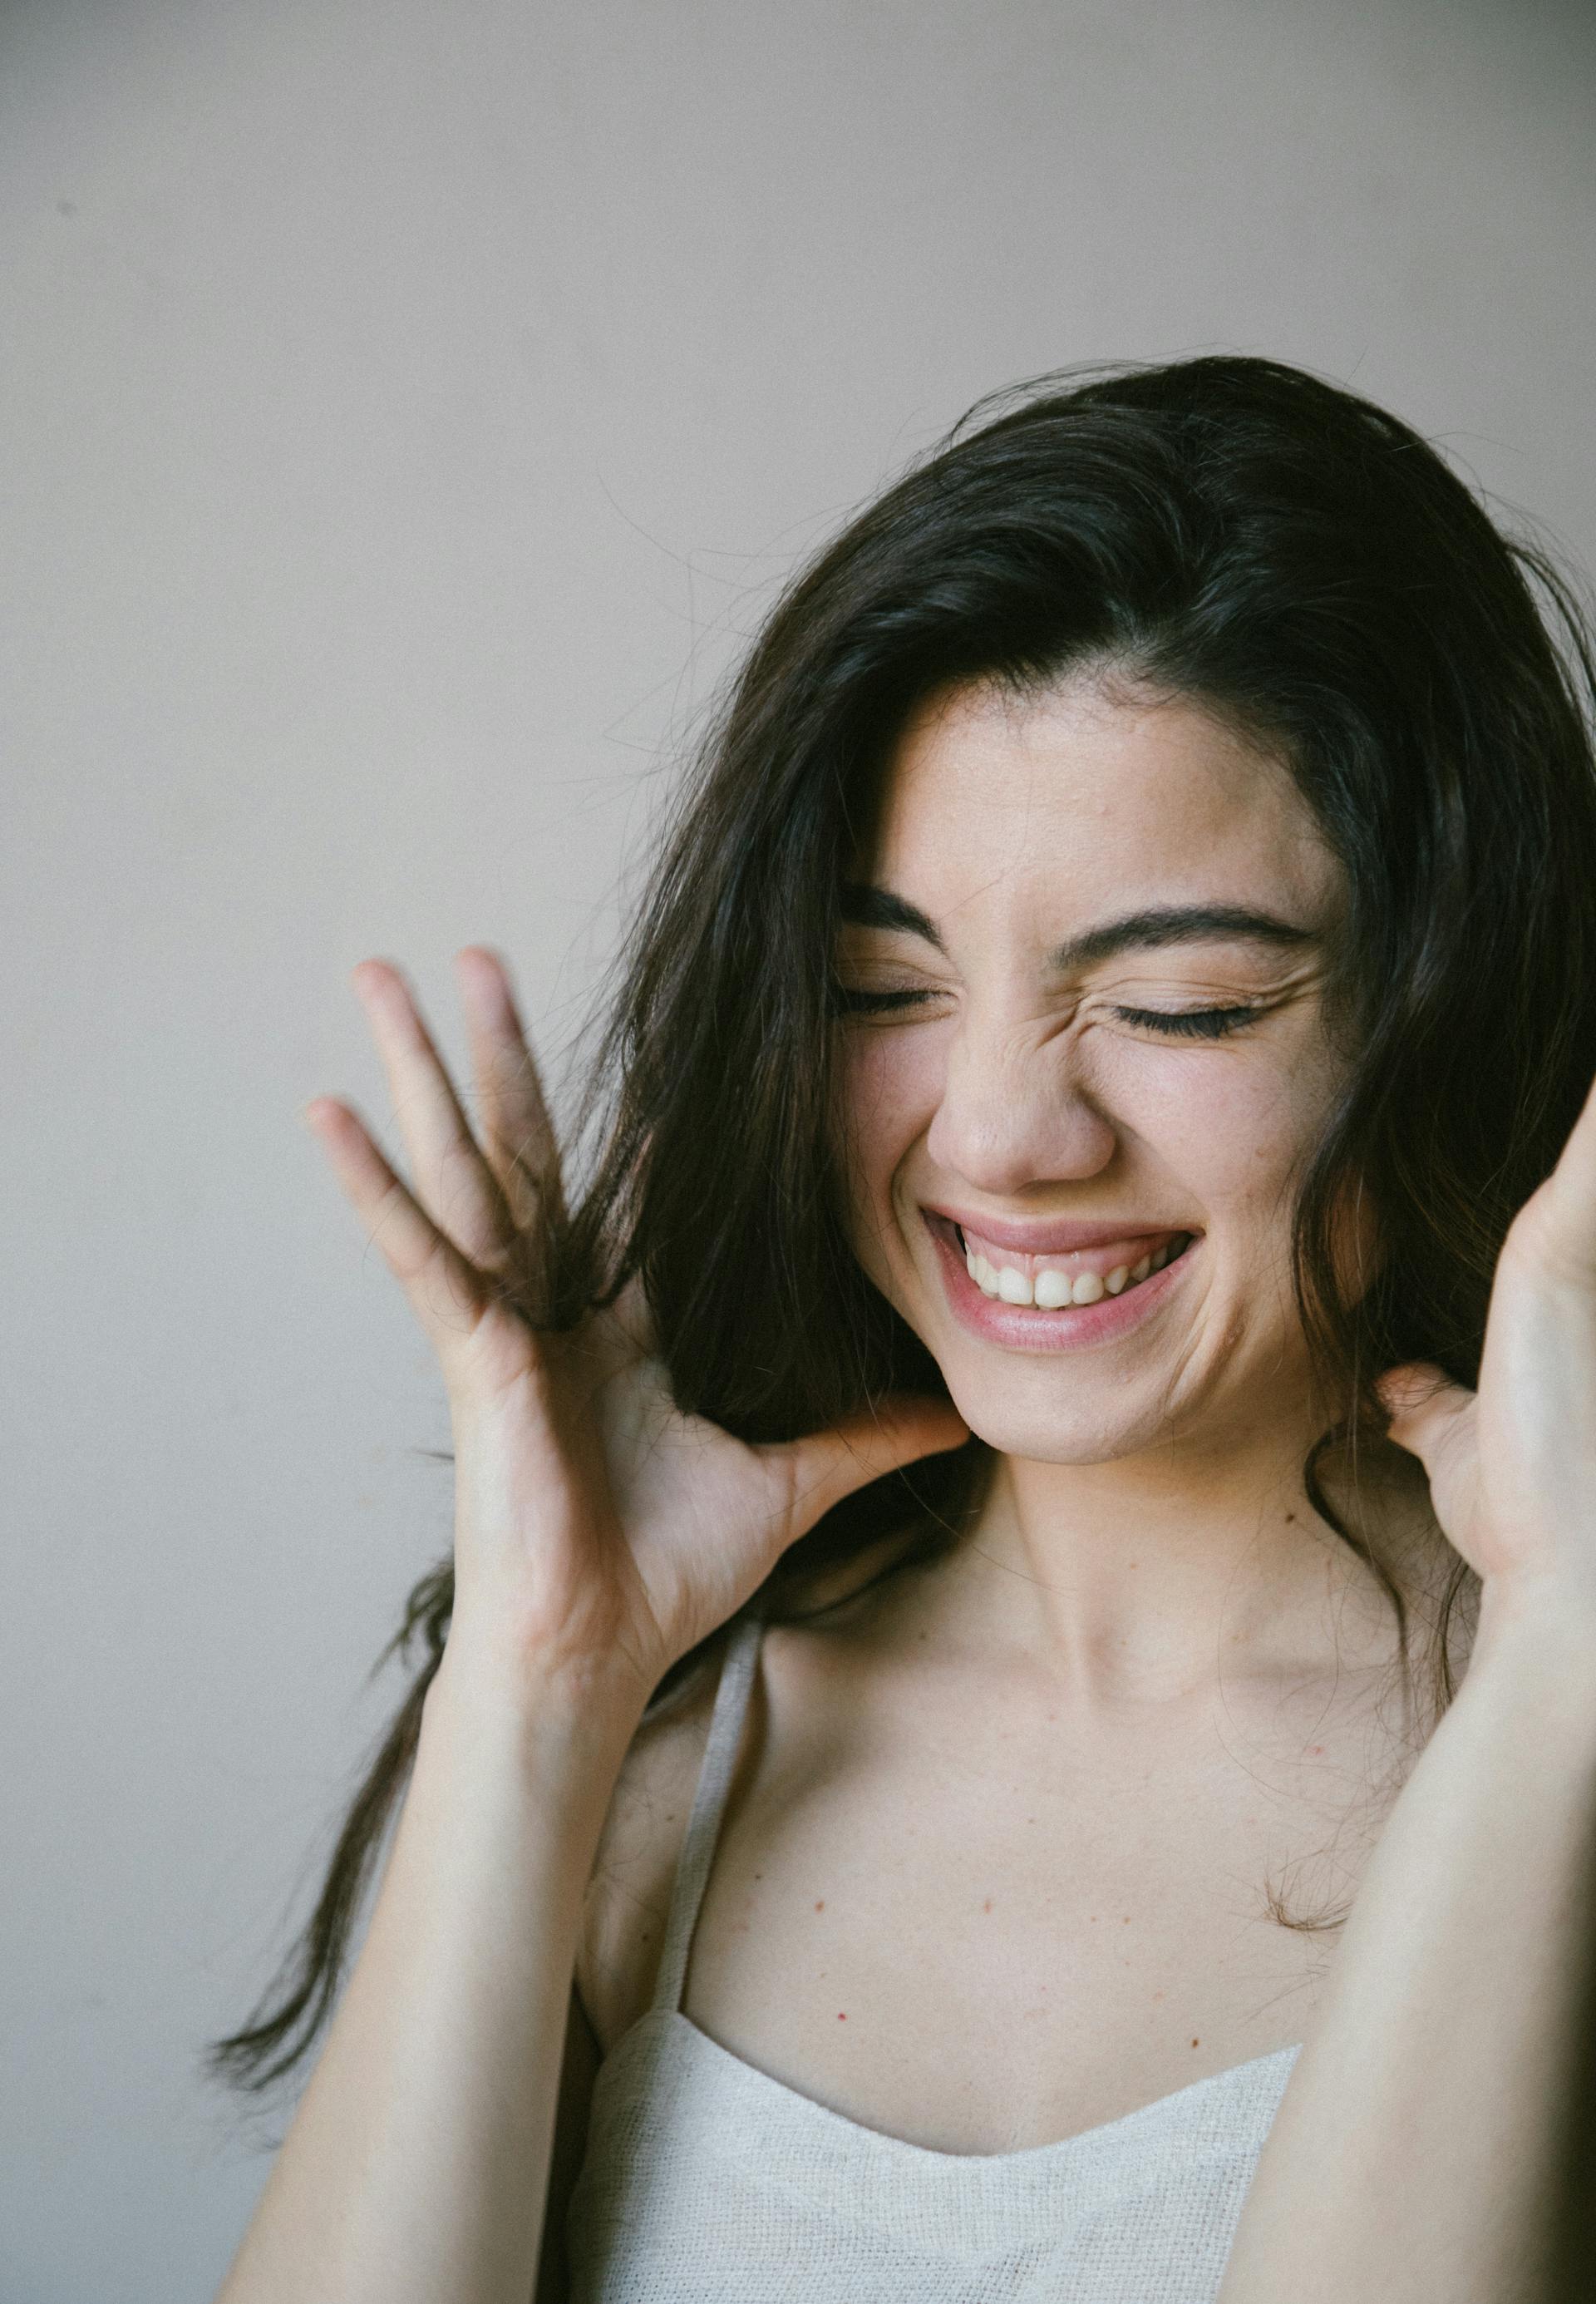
[923,1204,1194,1254]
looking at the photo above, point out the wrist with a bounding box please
[421,1630,648,1793]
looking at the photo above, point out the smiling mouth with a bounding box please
[928,1215,1199,1309]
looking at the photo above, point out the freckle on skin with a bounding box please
[983,1898,993,1912]
[1191,2037,1200,2049]
[815,1899,825,1911]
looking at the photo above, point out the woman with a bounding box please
[213,357,1596,2302]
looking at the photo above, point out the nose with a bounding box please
[924,1014,1118,1199]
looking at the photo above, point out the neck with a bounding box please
[955,1407,1438,1713]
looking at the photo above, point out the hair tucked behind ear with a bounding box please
[209,354,1596,2094]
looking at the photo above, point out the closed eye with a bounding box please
[836,988,1262,1037]
[1111,1004,1260,1039]
[834,985,938,1015]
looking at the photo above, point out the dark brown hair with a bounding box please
[210,355,1596,2092]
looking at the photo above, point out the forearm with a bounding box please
[216,1655,641,2304]
[1219,1595,1596,2304]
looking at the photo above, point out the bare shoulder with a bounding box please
[574,1649,722,2054]
[574,1540,942,2055]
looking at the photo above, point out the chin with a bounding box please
[945,1382,1179,1468]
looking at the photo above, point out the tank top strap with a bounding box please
[650,1611,765,2015]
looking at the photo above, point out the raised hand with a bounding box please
[306,948,968,1716]
[1377,1065,1596,1635]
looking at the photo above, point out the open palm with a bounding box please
[307,948,966,1710]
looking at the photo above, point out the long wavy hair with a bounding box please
[211,354,1596,2094]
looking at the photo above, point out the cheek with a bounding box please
[1095,1039,1337,1213]
[832,1033,943,1171]
[828,1032,945,1242]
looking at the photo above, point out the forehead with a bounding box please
[864,677,1338,923]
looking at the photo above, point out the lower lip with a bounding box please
[925,1217,1199,1354]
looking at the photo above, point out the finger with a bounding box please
[453,946,567,1233]
[762,1396,971,1544]
[1374,1360,1474,1466]
[351,960,515,1271]
[305,1096,491,1350]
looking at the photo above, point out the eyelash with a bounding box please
[834,989,1262,1039]
[1116,1004,1260,1039]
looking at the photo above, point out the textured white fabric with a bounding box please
[566,1615,1300,2302]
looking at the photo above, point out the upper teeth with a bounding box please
[964,1236,1185,1305]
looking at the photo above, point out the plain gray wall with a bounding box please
[3,2,1594,2297]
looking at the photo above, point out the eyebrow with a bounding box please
[838,884,1318,969]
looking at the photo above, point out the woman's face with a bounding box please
[832,675,1355,1466]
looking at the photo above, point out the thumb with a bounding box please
[1374,1359,1475,1468]
[763,1395,972,1544]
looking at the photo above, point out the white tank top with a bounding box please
[566,1613,1302,2301]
